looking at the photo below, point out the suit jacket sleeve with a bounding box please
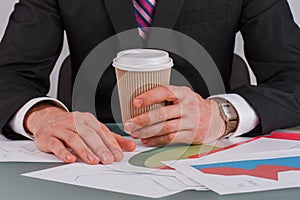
[0,0,63,137]
[233,0,300,134]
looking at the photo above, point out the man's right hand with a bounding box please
[24,103,136,165]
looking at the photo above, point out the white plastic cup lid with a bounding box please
[113,49,173,71]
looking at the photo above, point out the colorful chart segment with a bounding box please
[129,144,219,169]
[193,156,300,181]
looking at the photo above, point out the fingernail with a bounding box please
[134,98,143,107]
[113,150,122,159]
[131,131,138,138]
[66,154,74,161]
[125,121,134,132]
[101,152,112,163]
[88,153,98,162]
[142,139,148,144]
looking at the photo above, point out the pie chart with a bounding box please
[129,144,219,169]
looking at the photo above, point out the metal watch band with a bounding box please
[211,97,239,137]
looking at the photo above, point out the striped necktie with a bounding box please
[133,0,157,39]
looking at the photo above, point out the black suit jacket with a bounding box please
[0,0,300,138]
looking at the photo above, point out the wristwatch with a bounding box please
[211,97,239,137]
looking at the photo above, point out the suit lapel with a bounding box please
[147,0,186,47]
[103,0,186,48]
[104,0,137,33]
[104,0,141,47]
[104,0,186,31]
[152,0,186,28]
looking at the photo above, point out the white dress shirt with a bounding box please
[9,97,69,139]
[9,94,259,139]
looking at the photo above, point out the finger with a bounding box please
[98,123,122,149]
[96,128,125,162]
[125,104,182,132]
[141,131,195,146]
[76,126,117,164]
[94,123,125,162]
[133,85,181,108]
[44,137,77,163]
[72,112,100,135]
[113,133,136,152]
[73,113,119,164]
[56,130,101,165]
[131,118,189,139]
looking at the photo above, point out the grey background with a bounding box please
[0,0,299,96]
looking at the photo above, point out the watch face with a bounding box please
[221,103,235,119]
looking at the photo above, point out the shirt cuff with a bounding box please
[8,97,69,139]
[210,94,259,138]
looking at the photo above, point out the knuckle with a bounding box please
[34,134,47,150]
[135,115,148,126]
[163,122,172,133]
[165,86,175,96]
[97,128,108,137]
[47,139,58,150]
[42,126,57,137]
[136,128,144,136]
[94,146,107,156]
[181,86,192,93]
[193,132,203,144]
[81,133,94,142]
[66,113,76,122]
[158,107,167,118]
[166,133,175,143]
[99,123,109,132]
[72,111,81,119]
[70,145,87,158]
[67,132,80,142]
[78,146,88,156]
[83,112,96,121]
[63,115,76,127]
[34,130,44,140]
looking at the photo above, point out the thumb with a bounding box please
[114,133,136,152]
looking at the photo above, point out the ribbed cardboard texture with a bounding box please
[115,68,171,124]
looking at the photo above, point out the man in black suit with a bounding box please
[0,0,300,164]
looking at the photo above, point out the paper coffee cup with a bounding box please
[113,49,173,125]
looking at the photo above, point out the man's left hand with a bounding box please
[124,85,226,146]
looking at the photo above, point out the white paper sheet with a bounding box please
[104,149,207,191]
[23,139,223,198]
[164,138,300,166]
[23,163,190,198]
[21,137,258,198]
[23,158,206,198]
[165,138,300,195]
[0,140,62,163]
[0,133,247,164]
[172,149,300,195]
